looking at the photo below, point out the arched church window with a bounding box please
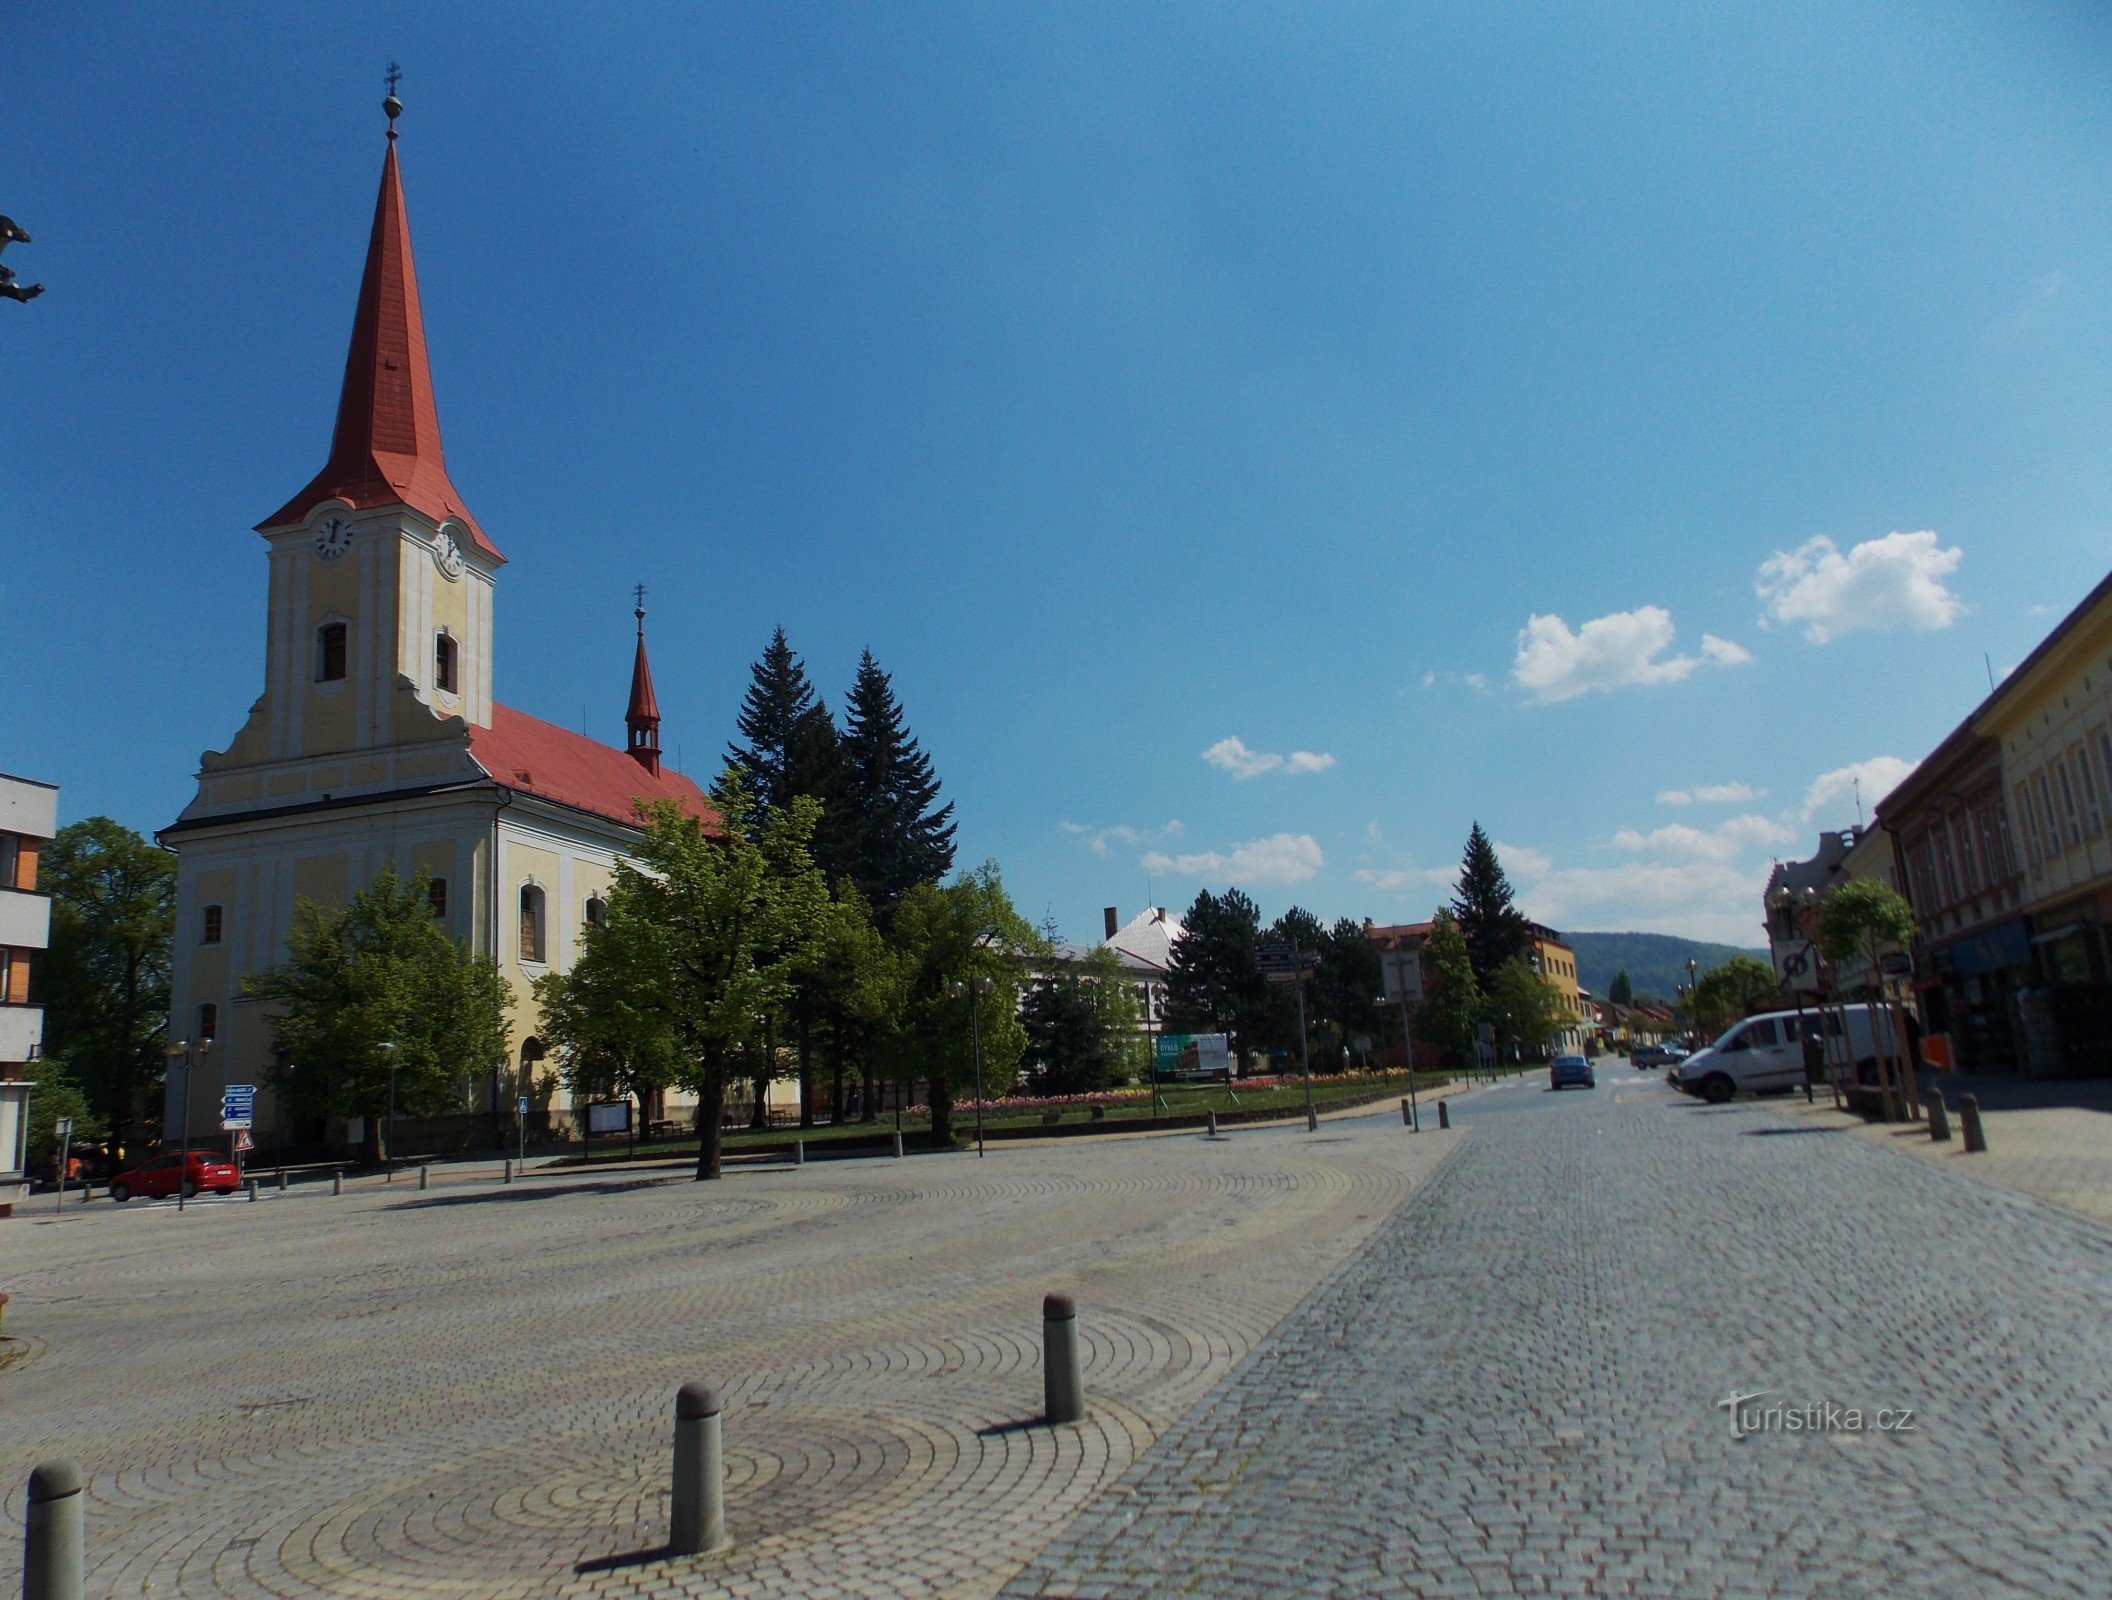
[434,631,459,693]
[584,894,606,928]
[519,884,546,964]
[316,622,348,683]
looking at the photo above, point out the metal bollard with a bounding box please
[24,1459,85,1600]
[417,1165,429,1191]
[503,1158,514,1184]
[331,1172,343,1197]
[246,1179,258,1202]
[1306,1104,1319,1133]
[1960,1093,1987,1154]
[1043,1293,1083,1424]
[893,1131,905,1159]
[794,1141,805,1168]
[669,1382,728,1556]
[1438,1100,1450,1130]
[1401,1098,1411,1127]
[1926,1091,1952,1143]
[277,1168,287,1191]
[1206,1109,1218,1139]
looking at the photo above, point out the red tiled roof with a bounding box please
[469,704,713,830]
[259,140,502,562]
[1365,921,1434,948]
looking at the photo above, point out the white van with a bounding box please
[1672,1004,1910,1104]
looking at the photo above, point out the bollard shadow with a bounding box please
[1740,1126,1840,1137]
[976,1417,1057,1437]
[574,1545,672,1574]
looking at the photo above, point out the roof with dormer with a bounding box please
[258,135,502,562]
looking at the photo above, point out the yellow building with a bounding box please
[161,103,713,1152]
[1526,923,1590,1055]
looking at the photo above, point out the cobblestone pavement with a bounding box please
[1009,1069,2112,1599]
[0,1102,1461,1599]
[1781,1076,2112,1228]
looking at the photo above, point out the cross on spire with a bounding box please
[385,61,402,97]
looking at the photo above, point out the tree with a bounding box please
[1022,946,1142,1096]
[533,919,682,1114]
[1819,878,1919,1118]
[35,818,175,1148]
[725,628,851,877]
[1485,956,1571,1059]
[1451,823,1530,986]
[1690,955,1781,1037]
[1315,917,1384,1069]
[244,869,510,1159]
[1162,888,1272,1063]
[1415,910,1482,1069]
[840,650,956,919]
[1608,970,1634,1008]
[879,864,1031,1142]
[23,1055,103,1178]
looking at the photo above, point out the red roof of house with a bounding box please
[469,704,712,829]
[1365,921,1434,948]
[259,138,502,562]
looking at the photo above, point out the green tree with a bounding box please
[839,650,957,920]
[1315,917,1384,1069]
[35,818,176,1147]
[1818,879,1917,985]
[1163,888,1272,1064]
[1608,969,1634,1008]
[1486,955,1571,1058]
[245,869,510,1160]
[1022,945,1142,1096]
[1415,910,1483,1069]
[23,1056,104,1177]
[725,627,851,877]
[533,915,682,1114]
[1690,954,1781,1037]
[880,864,1031,1142]
[1451,823,1530,987]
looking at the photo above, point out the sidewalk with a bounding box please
[1781,1072,2112,1228]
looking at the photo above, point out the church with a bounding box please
[161,95,712,1151]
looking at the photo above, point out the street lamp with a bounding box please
[950,977,992,1157]
[1685,957,1699,1046]
[1379,990,1419,1131]
[164,1036,211,1211]
[379,1040,398,1181]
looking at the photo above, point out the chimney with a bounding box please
[1103,906,1119,940]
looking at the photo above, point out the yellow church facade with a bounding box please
[161,104,712,1154]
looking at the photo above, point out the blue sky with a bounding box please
[7,3,2112,946]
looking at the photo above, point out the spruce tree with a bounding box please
[839,649,956,918]
[1609,970,1633,1008]
[1451,822,1530,986]
[725,629,850,877]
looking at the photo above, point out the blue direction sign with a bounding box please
[221,1083,257,1130]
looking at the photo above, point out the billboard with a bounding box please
[1153,1032,1231,1082]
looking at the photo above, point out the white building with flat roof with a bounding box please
[0,771,58,1215]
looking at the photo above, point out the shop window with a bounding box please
[201,904,223,946]
[435,631,459,693]
[316,621,348,683]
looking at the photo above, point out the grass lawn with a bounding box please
[557,1068,1513,1166]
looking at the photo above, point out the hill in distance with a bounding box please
[1565,932,1769,1003]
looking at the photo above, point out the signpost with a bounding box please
[516,1095,529,1171]
[54,1115,74,1215]
[1255,941,1320,1128]
[220,1083,256,1172]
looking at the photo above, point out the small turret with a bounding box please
[626,588,662,776]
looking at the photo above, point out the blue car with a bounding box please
[1549,1054,1595,1091]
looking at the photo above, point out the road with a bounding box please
[1009,1068,2112,1598]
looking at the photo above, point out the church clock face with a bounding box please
[314,516,355,562]
[434,531,464,580]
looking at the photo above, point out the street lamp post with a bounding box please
[1382,990,1419,1130]
[1685,957,1699,1046]
[950,978,991,1157]
[380,1040,398,1181]
[164,1037,211,1212]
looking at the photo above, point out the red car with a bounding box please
[108,1150,241,1203]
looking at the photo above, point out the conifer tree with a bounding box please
[839,649,956,918]
[1609,970,1634,1008]
[726,628,851,878]
[1451,822,1530,986]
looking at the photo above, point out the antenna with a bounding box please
[1854,775,1864,828]
[1985,652,1997,692]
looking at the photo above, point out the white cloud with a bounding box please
[1061,819,1184,857]
[1520,860,1772,947]
[1421,669,1491,693]
[1755,531,1964,643]
[1607,814,1796,862]
[1511,607,1752,703]
[1657,782,1763,806]
[1493,840,1552,878]
[1353,864,1460,895]
[1202,736,1334,779]
[1799,757,1916,827]
[1144,833,1324,887]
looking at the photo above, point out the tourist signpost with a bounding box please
[1256,941,1321,1128]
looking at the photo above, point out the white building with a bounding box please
[159,103,712,1153]
[0,771,58,1214]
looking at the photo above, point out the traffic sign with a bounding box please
[1256,942,1318,977]
[232,1130,255,1153]
[516,1096,530,1117]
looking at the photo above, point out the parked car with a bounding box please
[1549,1054,1596,1091]
[1672,1004,1900,1104]
[108,1150,241,1203]
[1631,1044,1670,1069]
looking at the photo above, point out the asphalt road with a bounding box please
[1010,1067,2112,1599]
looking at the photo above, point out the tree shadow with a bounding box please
[392,1173,689,1209]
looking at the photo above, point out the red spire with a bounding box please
[627,599,662,775]
[259,124,502,561]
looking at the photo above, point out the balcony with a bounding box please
[0,889,50,951]
[0,1005,44,1065]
